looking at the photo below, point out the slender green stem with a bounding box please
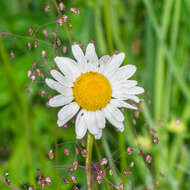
[102,134,120,184]
[104,0,114,54]
[154,0,173,121]
[0,37,35,184]
[54,123,60,190]
[52,0,72,45]
[164,0,181,121]
[142,0,190,103]
[86,132,94,190]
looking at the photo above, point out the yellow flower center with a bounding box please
[73,72,112,111]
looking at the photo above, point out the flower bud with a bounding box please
[126,146,133,155]
[71,176,77,183]
[64,148,70,156]
[44,5,50,12]
[146,155,152,163]
[96,175,102,184]
[48,149,54,159]
[81,149,87,157]
[101,158,108,166]
[72,160,78,170]
[45,177,52,184]
[59,2,65,11]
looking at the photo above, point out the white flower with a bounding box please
[45,43,144,139]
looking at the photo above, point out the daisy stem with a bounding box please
[86,132,94,190]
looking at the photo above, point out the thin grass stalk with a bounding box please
[142,0,190,102]
[86,132,94,190]
[154,0,174,121]
[164,0,181,121]
[104,0,114,54]
[0,37,35,184]
[102,134,120,184]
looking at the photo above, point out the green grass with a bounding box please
[0,0,190,189]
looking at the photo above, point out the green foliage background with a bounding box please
[0,0,190,189]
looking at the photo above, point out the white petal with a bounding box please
[110,99,137,110]
[54,56,76,65]
[107,104,124,122]
[45,78,72,95]
[110,80,137,93]
[50,70,73,87]
[72,44,86,65]
[125,95,140,103]
[75,109,87,139]
[85,43,98,64]
[54,57,81,82]
[57,102,79,127]
[125,87,144,95]
[112,94,140,103]
[98,55,111,73]
[49,95,73,107]
[103,106,124,131]
[95,110,106,129]
[110,53,125,68]
[99,55,111,64]
[94,129,102,139]
[102,53,125,76]
[118,65,136,80]
[84,111,99,135]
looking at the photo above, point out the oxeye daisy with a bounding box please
[45,43,144,139]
